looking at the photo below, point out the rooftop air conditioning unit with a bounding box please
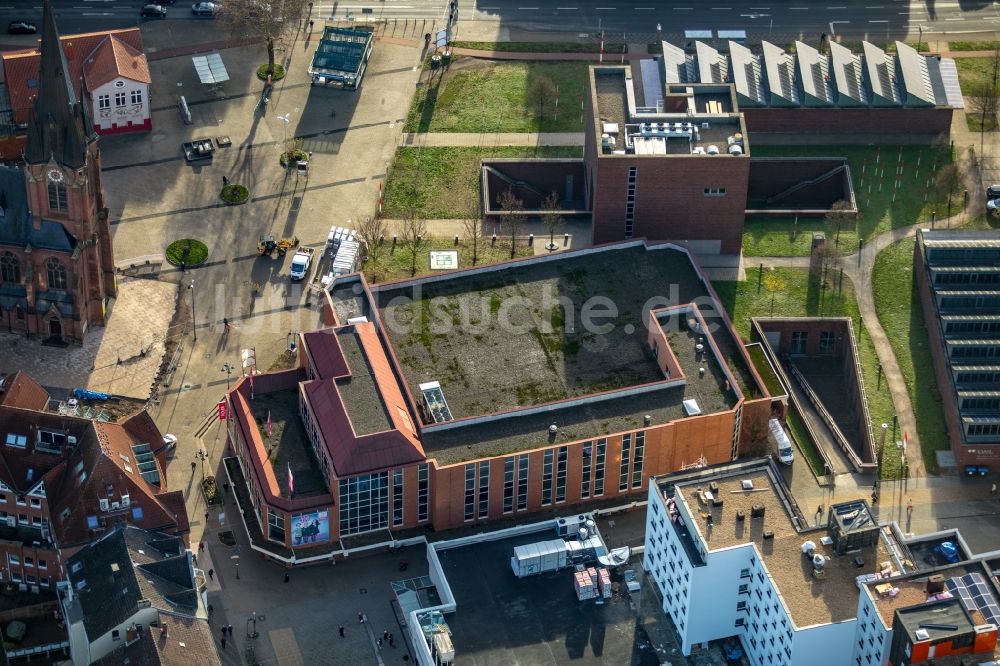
[67,436,76,445]
[99,499,109,512]
[121,495,130,507]
[728,144,743,156]
[111,502,120,510]
[706,145,720,156]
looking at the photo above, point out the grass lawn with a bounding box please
[961,213,1000,230]
[382,146,582,219]
[362,237,533,282]
[949,41,1000,52]
[955,57,995,90]
[787,406,826,477]
[405,61,589,133]
[744,144,960,256]
[966,112,998,133]
[872,237,953,475]
[713,267,897,477]
[451,41,623,53]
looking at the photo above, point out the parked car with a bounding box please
[7,20,37,35]
[191,1,217,15]
[141,4,168,17]
[988,185,1000,211]
[162,434,177,451]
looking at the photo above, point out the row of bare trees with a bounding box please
[357,183,566,280]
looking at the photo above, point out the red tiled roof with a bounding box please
[1,28,145,124]
[301,329,349,379]
[300,323,424,476]
[83,34,151,90]
[0,371,49,410]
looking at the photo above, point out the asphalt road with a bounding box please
[5,0,999,40]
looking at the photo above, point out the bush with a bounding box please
[279,149,309,167]
[256,63,286,81]
[220,184,249,204]
[165,239,208,267]
[202,475,222,505]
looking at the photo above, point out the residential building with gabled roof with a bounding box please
[0,372,188,593]
[61,526,216,666]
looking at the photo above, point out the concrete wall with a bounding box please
[790,618,859,666]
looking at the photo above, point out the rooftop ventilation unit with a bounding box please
[706,145,720,155]
[751,504,766,518]
[741,479,754,490]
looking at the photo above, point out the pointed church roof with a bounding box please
[24,0,96,169]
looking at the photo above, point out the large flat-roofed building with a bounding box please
[222,240,775,563]
[914,230,1000,470]
[643,458,1000,665]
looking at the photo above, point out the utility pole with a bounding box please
[189,279,197,341]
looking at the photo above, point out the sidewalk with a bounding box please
[401,131,584,146]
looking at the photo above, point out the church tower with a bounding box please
[19,0,115,341]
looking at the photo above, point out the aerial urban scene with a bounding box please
[0,0,999,664]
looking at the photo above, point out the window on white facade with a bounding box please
[98,94,110,109]
[114,92,126,107]
[131,89,142,105]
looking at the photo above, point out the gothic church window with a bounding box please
[46,258,67,291]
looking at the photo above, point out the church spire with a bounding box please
[25,0,94,169]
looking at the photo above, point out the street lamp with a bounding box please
[222,362,234,389]
[188,279,197,341]
[276,113,291,158]
[231,554,240,580]
[195,448,208,480]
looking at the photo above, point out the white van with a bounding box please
[768,418,795,465]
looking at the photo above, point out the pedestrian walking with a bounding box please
[205,511,210,523]
[223,317,230,332]
[359,612,365,623]
[992,482,998,496]
[208,604,214,615]
[208,568,214,580]
[383,630,389,641]
[309,19,314,30]
[221,628,226,641]
[283,572,290,583]
[227,625,233,636]
[377,638,383,649]
[221,637,227,649]
[389,635,395,648]
[199,542,205,554]
[222,175,229,187]
[338,626,345,638]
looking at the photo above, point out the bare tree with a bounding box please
[462,191,485,268]
[967,79,999,128]
[540,191,564,251]
[526,76,558,121]
[497,189,525,259]
[400,213,427,277]
[935,163,962,219]
[824,200,854,247]
[356,216,388,282]
[762,270,786,316]
[216,0,308,77]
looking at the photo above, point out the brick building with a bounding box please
[222,240,776,564]
[0,372,188,590]
[0,1,117,343]
[914,230,1000,470]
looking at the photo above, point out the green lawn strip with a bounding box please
[743,218,860,257]
[713,267,896,475]
[961,213,1000,230]
[382,146,582,219]
[451,41,624,53]
[955,57,994,90]
[365,237,533,282]
[405,61,589,133]
[871,237,949,475]
[966,113,998,133]
[949,41,1000,52]
[745,343,784,397]
[786,406,826,477]
[745,145,960,256]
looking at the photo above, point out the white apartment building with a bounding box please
[644,460,893,665]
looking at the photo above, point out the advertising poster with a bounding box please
[291,509,330,546]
